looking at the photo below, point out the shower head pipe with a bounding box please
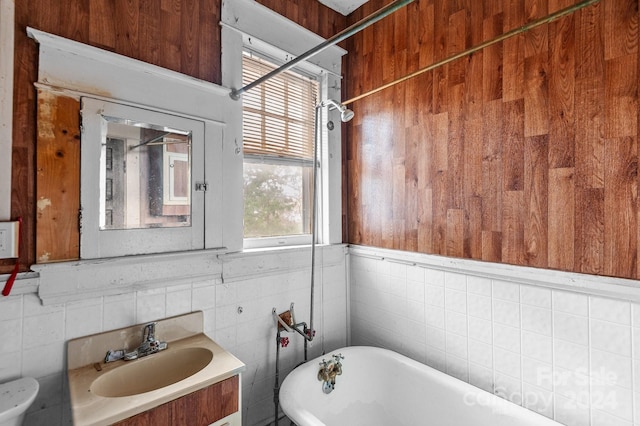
[321,99,355,122]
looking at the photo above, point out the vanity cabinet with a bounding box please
[112,375,240,426]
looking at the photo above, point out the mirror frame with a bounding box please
[80,98,206,258]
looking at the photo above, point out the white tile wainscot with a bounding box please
[0,244,347,426]
[349,245,640,426]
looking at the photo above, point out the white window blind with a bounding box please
[242,54,319,161]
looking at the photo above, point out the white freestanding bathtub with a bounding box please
[280,346,560,426]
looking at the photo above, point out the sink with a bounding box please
[90,347,213,397]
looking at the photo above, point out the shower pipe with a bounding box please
[343,0,600,106]
[229,0,415,100]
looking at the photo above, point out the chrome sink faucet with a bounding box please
[104,322,168,363]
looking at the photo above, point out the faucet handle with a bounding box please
[143,322,157,342]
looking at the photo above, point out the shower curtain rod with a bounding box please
[343,0,599,106]
[229,0,415,100]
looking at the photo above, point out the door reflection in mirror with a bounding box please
[100,117,192,230]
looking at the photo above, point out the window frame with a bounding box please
[240,48,328,250]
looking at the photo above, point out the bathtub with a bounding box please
[280,346,560,426]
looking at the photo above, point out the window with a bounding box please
[242,53,320,245]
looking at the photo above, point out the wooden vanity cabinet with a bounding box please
[113,375,240,426]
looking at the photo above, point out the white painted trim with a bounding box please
[0,0,14,220]
[27,27,230,97]
[218,244,346,283]
[32,249,225,305]
[349,245,640,302]
[221,0,346,76]
[34,83,227,127]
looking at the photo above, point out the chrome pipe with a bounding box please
[229,0,415,100]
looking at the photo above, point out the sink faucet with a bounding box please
[104,322,168,363]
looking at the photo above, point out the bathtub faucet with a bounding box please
[317,353,344,394]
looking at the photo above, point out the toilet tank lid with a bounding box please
[0,378,39,421]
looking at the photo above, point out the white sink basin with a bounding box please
[90,347,213,397]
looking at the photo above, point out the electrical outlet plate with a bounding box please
[0,221,19,259]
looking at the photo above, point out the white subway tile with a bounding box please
[468,317,493,345]
[555,392,590,426]
[444,272,466,291]
[135,288,166,323]
[446,332,468,360]
[445,310,468,336]
[165,288,193,317]
[0,296,22,321]
[22,311,64,349]
[192,283,216,310]
[103,293,135,330]
[22,341,65,378]
[520,285,551,309]
[445,288,467,314]
[494,372,523,405]
[406,265,424,282]
[467,276,491,296]
[522,356,553,391]
[426,325,446,351]
[591,409,632,426]
[493,323,521,353]
[0,351,21,382]
[590,349,632,390]
[426,284,445,307]
[494,347,521,379]
[554,365,590,400]
[554,311,589,346]
[407,280,425,302]
[522,330,552,364]
[425,306,445,329]
[493,299,520,326]
[590,296,631,325]
[468,338,493,369]
[23,294,64,317]
[446,353,469,382]
[407,299,426,323]
[467,294,492,320]
[65,302,103,340]
[388,261,407,279]
[469,362,493,393]
[632,303,640,328]
[522,382,554,419]
[424,268,445,287]
[425,346,446,372]
[553,290,588,316]
[0,319,21,355]
[492,280,519,302]
[521,305,552,336]
[215,282,237,306]
[591,384,633,422]
[590,319,631,357]
[554,339,589,371]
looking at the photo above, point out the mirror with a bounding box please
[100,117,192,230]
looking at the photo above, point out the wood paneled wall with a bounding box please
[5,0,346,273]
[344,0,640,279]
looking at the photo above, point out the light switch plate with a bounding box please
[0,221,19,258]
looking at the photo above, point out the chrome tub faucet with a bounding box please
[318,353,344,394]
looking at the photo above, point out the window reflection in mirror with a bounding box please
[100,117,192,230]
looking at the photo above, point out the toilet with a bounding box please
[0,378,39,426]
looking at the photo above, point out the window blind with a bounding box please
[242,54,318,161]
